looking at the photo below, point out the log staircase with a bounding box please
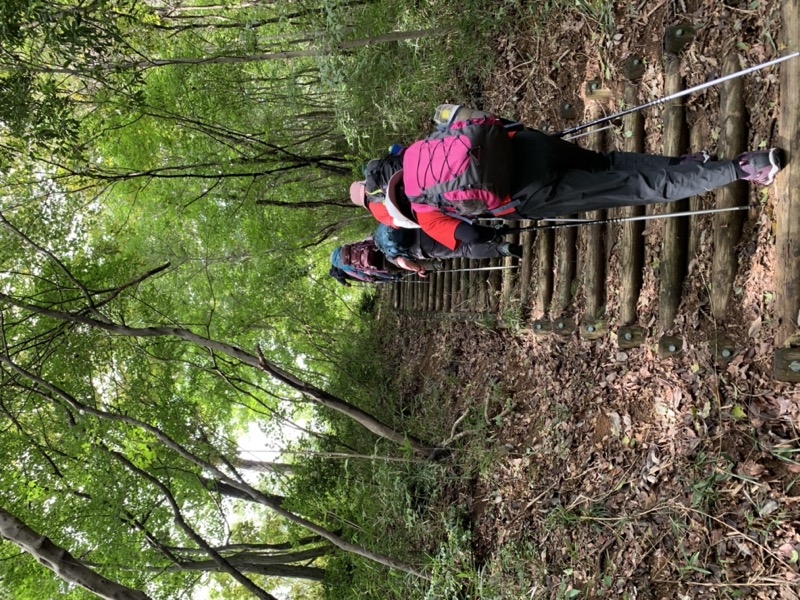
[389,15,800,383]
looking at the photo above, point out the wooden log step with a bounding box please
[467,258,480,312]
[580,321,607,340]
[442,265,452,312]
[581,108,608,329]
[518,221,535,317]
[416,274,425,311]
[618,325,645,349]
[711,335,737,366]
[619,72,646,327]
[774,0,800,371]
[553,318,576,336]
[687,119,709,259]
[774,348,800,383]
[500,223,519,311]
[658,335,683,358]
[658,51,690,332]
[433,270,443,313]
[487,258,502,312]
[536,226,555,318]
[453,258,470,312]
[555,225,577,317]
[711,54,748,321]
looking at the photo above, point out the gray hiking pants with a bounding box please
[509,130,740,219]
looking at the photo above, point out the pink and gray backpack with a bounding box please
[402,116,514,217]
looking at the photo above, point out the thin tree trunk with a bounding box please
[169,546,330,572]
[1,354,429,578]
[280,449,430,464]
[0,506,152,600]
[165,536,324,555]
[0,293,435,456]
[109,450,278,600]
[123,29,455,70]
[9,29,455,76]
[233,459,295,475]
[200,477,285,504]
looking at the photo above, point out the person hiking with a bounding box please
[329,239,403,286]
[349,104,785,250]
[372,223,522,277]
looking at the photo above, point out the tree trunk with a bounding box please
[0,293,436,456]
[233,459,295,475]
[165,536,324,555]
[121,28,456,70]
[170,547,330,580]
[0,506,152,600]
[201,477,285,505]
[176,561,325,581]
[0,308,431,579]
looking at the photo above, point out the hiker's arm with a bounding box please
[395,257,427,277]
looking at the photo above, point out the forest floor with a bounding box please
[378,1,799,598]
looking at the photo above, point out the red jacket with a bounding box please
[367,202,462,250]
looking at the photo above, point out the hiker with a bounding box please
[373,224,521,276]
[349,104,785,250]
[328,240,403,286]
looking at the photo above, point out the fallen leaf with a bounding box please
[777,543,798,561]
[747,315,762,338]
[737,460,765,478]
[759,499,779,516]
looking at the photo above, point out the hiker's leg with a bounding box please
[452,240,505,260]
[514,160,739,219]
[508,130,609,188]
[508,130,682,179]
[604,151,675,170]
[419,235,504,260]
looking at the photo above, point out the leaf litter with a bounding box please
[380,0,799,597]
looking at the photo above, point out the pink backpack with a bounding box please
[402,117,513,217]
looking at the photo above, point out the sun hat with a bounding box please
[384,170,420,229]
[349,181,366,207]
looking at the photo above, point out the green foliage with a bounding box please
[0,0,590,597]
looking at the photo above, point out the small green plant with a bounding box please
[678,550,712,577]
[557,568,582,599]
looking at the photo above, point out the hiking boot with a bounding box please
[737,148,785,185]
[679,150,710,165]
[499,242,523,258]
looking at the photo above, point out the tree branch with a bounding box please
[0,505,151,600]
[106,449,278,600]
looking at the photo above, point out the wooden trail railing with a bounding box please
[390,25,800,382]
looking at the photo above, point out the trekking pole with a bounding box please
[395,274,430,283]
[431,265,520,274]
[562,124,615,141]
[555,51,800,138]
[512,205,754,233]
